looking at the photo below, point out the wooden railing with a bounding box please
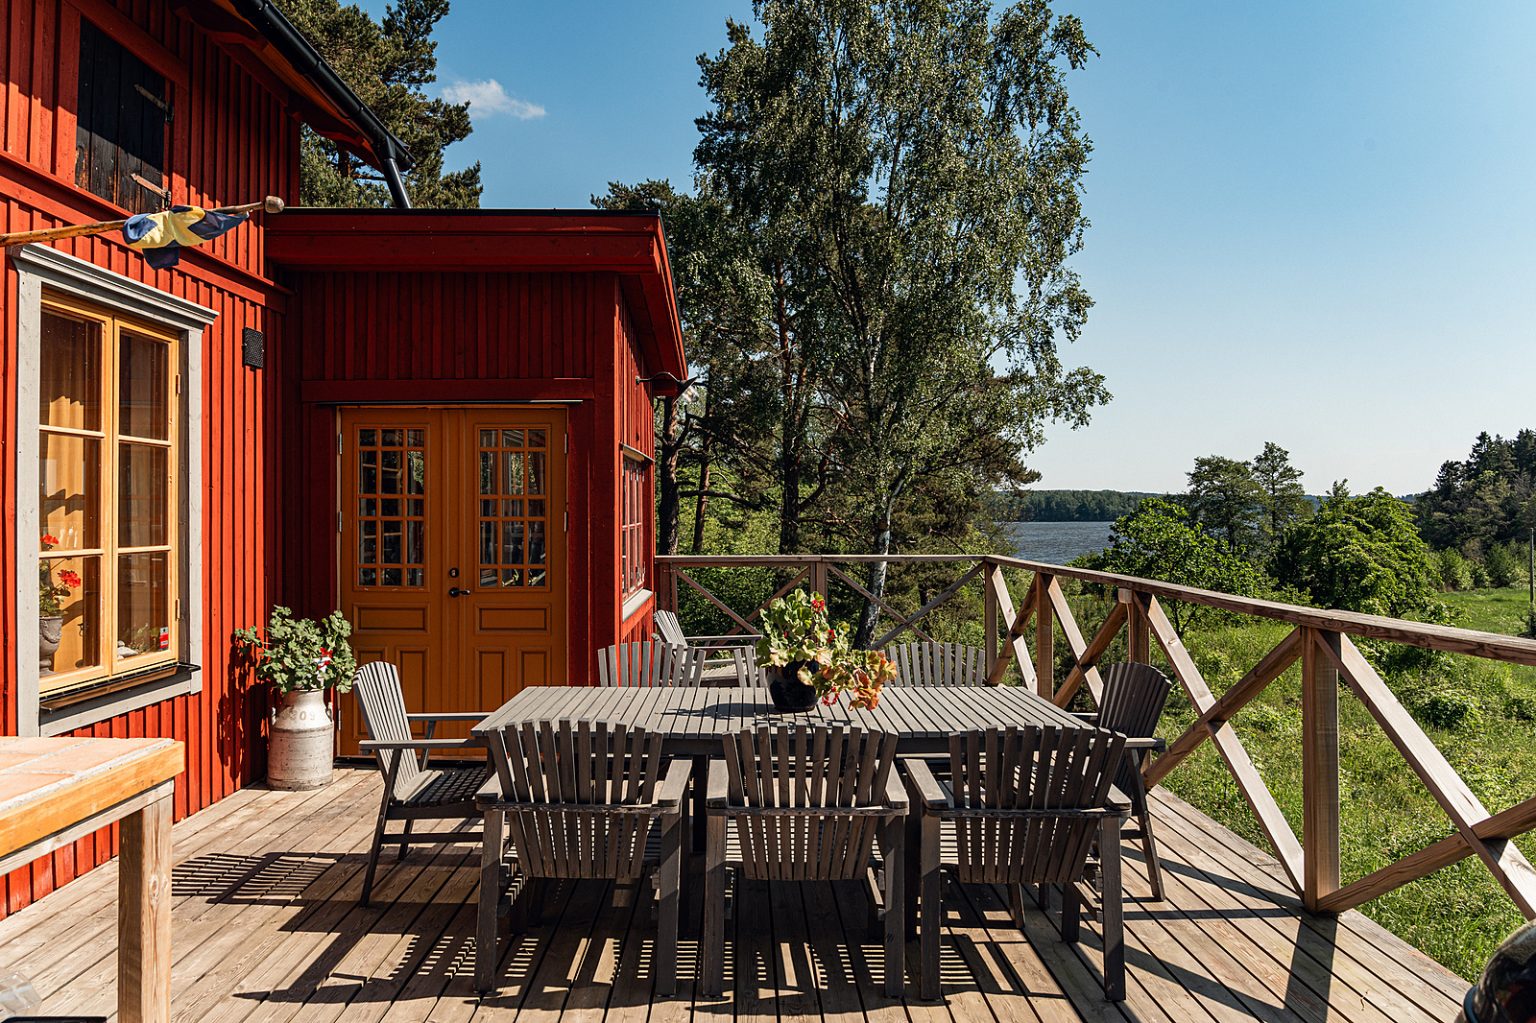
[657,553,1536,918]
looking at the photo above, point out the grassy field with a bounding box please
[1138,587,1536,980]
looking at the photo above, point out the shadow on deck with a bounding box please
[0,767,1466,1023]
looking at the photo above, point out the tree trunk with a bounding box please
[778,445,802,553]
[656,395,681,556]
[855,503,894,648]
[692,457,712,554]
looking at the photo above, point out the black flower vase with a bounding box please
[767,660,820,712]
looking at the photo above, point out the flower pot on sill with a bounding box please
[268,688,334,791]
[767,661,820,713]
[39,616,62,673]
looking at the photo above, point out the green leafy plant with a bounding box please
[758,589,848,678]
[234,607,357,695]
[757,589,897,708]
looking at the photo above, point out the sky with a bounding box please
[378,1,1536,496]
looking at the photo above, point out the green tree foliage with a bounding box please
[282,0,481,207]
[1250,441,1311,551]
[695,0,1107,641]
[1086,498,1271,630]
[988,489,1155,522]
[1184,454,1264,554]
[1273,488,1444,619]
[1417,430,1536,557]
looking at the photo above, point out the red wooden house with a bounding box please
[0,0,683,913]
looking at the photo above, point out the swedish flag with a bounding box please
[122,205,249,269]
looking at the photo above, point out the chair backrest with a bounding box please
[721,725,899,881]
[653,610,688,647]
[885,641,988,687]
[1096,661,1173,799]
[1096,662,1173,739]
[353,661,423,797]
[596,641,701,687]
[482,719,668,880]
[945,724,1126,886]
[723,645,763,686]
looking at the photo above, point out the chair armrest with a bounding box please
[406,712,493,722]
[705,760,730,808]
[1123,736,1166,752]
[656,759,692,809]
[360,737,484,752]
[883,769,908,812]
[687,634,761,648]
[1072,712,1101,725]
[900,759,950,811]
[1105,785,1132,814]
[475,774,503,806]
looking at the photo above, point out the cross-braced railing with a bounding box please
[657,552,1536,919]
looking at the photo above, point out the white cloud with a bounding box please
[441,79,546,121]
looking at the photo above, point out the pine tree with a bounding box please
[282,0,481,208]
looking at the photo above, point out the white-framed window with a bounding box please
[11,244,211,735]
[620,448,650,599]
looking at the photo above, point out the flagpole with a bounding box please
[0,196,285,248]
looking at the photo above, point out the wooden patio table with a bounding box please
[0,736,184,1023]
[472,683,1093,755]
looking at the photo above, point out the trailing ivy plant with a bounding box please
[234,607,357,695]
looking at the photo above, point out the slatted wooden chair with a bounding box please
[701,725,907,997]
[885,641,989,687]
[903,725,1130,1001]
[596,640,702,686]
[352,660,492,906]
[474,719,690,995]
[1076,661,1174,899]
[654,609,761,683]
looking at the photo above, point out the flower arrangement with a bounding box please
[756,589,894,709]
[38,534,80,618]
[234,606,357,695]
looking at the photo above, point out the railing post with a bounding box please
[983,558,999,669]
[1123,588,1150,663]
[657,560,674,613]
[1301,627,1342,912]
[810,556,829,601]
[1034,573,1054,699]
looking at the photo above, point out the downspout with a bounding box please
[382,156,411,209]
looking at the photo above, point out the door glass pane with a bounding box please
[39,310,101,431]
[118,330,170,440]
[40,554,100,675]
[354,426,425,588]
[475,422,554,588]
[117,551,169,658]
[40,433,101,550]
[119,442,168,547]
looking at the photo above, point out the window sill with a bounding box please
[38,663,201,736]
[621,588,654,623]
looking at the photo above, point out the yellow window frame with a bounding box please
[38,291,180,696]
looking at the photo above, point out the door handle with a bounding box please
[448,586,470,598]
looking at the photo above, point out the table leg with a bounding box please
[119,794,173,1023]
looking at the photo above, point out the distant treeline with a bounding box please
[989,489,1160,522]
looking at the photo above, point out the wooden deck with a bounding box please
[0,766,1467,1023]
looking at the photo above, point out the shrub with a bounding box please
[1414,690,1479,731]
[1504,695,1536,723]
[1484,542,1528,589]
[1434,548,1473,592]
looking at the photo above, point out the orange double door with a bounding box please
[335,407,567,755]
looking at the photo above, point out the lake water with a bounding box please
[1001,520,1114,564]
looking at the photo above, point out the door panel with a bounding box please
[337,407,567,756]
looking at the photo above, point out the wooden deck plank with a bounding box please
[0,767,1471,1023]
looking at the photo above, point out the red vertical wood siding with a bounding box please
[0,0,296,916]
[277,268,627,688]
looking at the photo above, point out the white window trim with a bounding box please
[11,244,213,736]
